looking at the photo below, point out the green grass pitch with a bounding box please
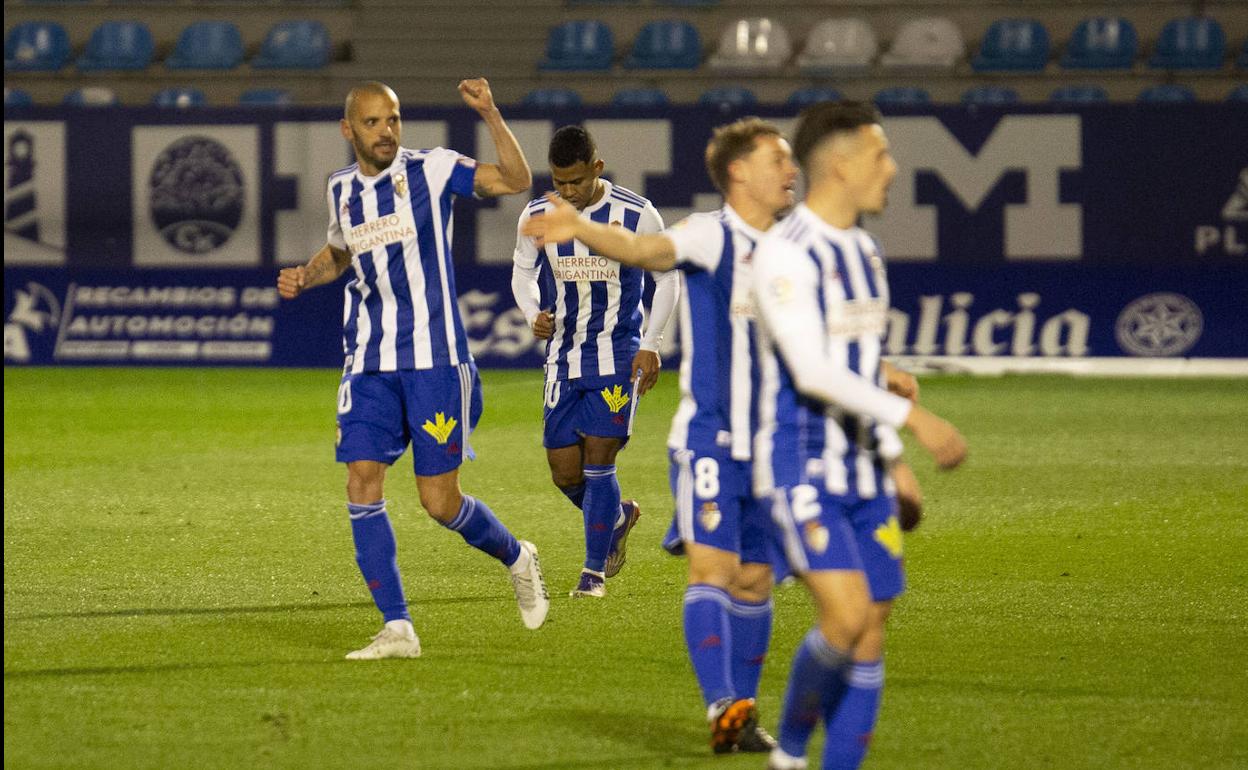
[4,368,1247,769]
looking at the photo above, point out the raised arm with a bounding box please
[458,78,532,197]
[278,243,352,300]
[522,194,677,271]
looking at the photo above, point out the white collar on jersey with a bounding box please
[795,203,861,238]
[353,146,412,184]
[720,202,767,240]
[578,179,616,215]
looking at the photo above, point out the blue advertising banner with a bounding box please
[5,104,1247,366]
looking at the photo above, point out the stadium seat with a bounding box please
[4,21,71,71]
[797,18,877,72]
[880,17,964,70]
[1138,84,1197,102]
[63,86,117,107]
[240,88,293,106]
[539,20,613,70]
[787,87,843,107]
[699,86,756,110]
[1148,16,1226,70]
[708,18,792,72]
[1049,84,1109,104]
[522,88,582,108]
[165,21,244,70]
[624,20,702,69]
[5,87,34,107]
[1060,17,1137,70]
[655,0,717,6]
[873,86,930,105]
[1238,38,1248,69]
[611,87,669,107]
[972,18,1050,71]
[962,85,1020,105]
[153,87,206,108]
[77,21,154,71]
[1227,84,1248,101]
[251,20,330,69]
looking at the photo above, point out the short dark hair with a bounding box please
[704,117,782,194]
[791,101,882,172]
[548,125,596,167]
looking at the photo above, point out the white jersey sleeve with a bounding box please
[511,205,543,325]
[665,213,727,273]
[326,178,348,252]
[752,236,912,429]
[641,268,679,352]
[423,146,478,198]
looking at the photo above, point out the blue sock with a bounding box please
[729,596,773,700]
[441,494,521,567]
[777,629,852,759]
[581,464,620,572]
[348,500,410,623]
[559,481,586,509]
[683,584,735,706]
[823,661,884,770]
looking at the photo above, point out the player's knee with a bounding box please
[583,437,621,466]
[346,463,385,503]
[818,595,870,648]
[550,467,583,489]
[730,563,774,602]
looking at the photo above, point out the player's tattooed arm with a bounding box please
[277,244,351,300]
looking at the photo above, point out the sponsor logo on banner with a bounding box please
[869,116,1083,261]
[3,281,60,362]
[884,292,1090,356]
[1194,167,1248,257]
[133,126,260,267]
[1114,293,1203,357]
[3,280,282,363]
[3,122,67,266]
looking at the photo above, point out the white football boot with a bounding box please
[345,619,421,660]
[509,540,550,629]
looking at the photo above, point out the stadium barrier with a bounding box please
[5,105,1246,370]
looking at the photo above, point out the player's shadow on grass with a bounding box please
[543,706,709,762]
[6,595,505,622]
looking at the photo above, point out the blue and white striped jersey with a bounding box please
[664,206,764,461]
[514,180,665,382]
[752,204,908,499]
[326,146,476,374]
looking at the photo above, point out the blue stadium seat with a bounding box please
[522,88,582,109]
[1238,38,1248,69]
[1228,84,1248,102]
[972,18,1050,71]
[1060,17,1137,69]
[240,88,293,106]
[699,86,756,110]
[540,20,613,70]
[625,20,701,69]
[656,0,718,6]
[1049,85,1109,104]
[787,87,843,107]
[251,20,330,69]
[962,85,1020,105]
[1149,17,1225,70]
[611,87,669,107]
[165,21,243,69]
[4,21,71,71]
[873,86,930,105]
[1138,84,1197,103]
[153,87,206,108]
[5,87,34,107]
[63,86,118,107]
[77,21,154,71]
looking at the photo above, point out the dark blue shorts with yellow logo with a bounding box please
[662,446,772,565]
[541,373,637,449]
[335,362,482,477]
[768,474,906,602]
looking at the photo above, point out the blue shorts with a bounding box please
[768,473,906,602]
[542,373,638,449]
[335,363,483,477]
[662,446,772,565]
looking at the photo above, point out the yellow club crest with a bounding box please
[393,173,407,199]
[699,502,722,533]
[873,515,904,559]
[600,384,630,414]
[421,412,457,445]
[804,522,830,555]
